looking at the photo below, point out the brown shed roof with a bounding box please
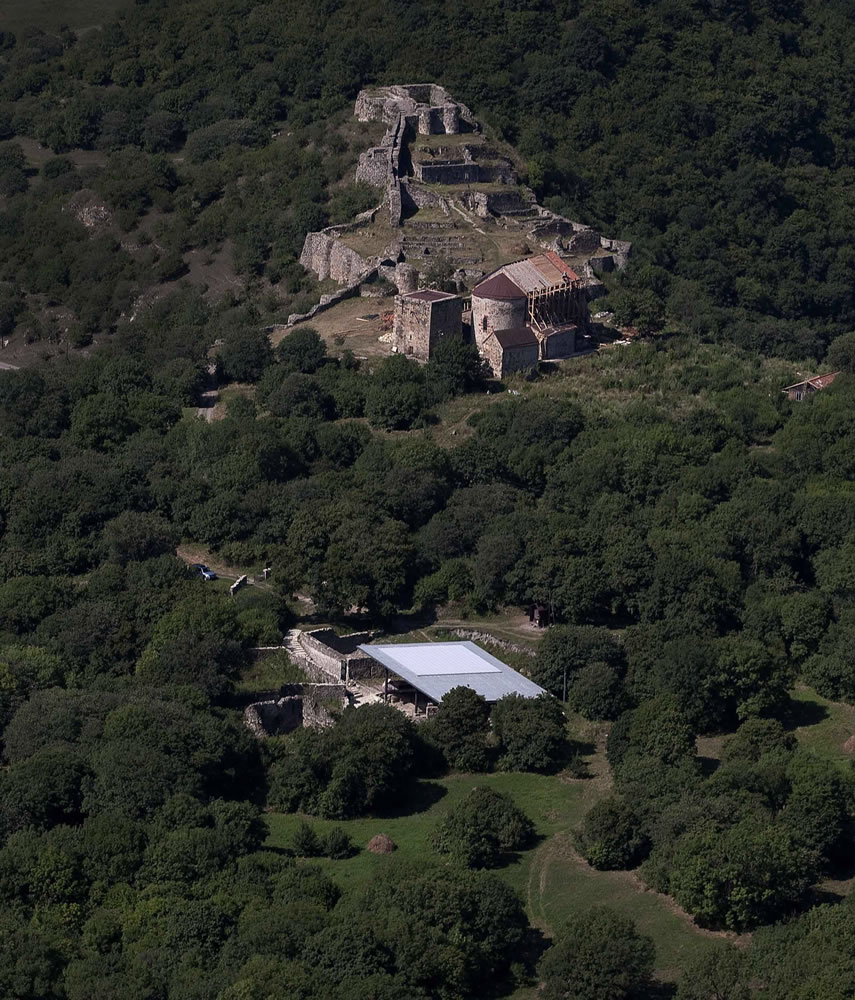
[472,273,526,301]
[493,326,539,349]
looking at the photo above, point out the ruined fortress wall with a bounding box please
[565,229,602,254]
[299,231,371,284]
[356,147,389,187]
[243,684,349,737]
[298,631,345,680]
[416,161,480,184]
[600,237,632,268]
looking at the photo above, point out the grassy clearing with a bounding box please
[789,684,855,766]
[237,650,306,693]
[265,760,722,982]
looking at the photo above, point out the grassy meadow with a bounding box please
[263,682,855,985]
[265,757,726,984]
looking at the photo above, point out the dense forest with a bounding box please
[1,0,855,356]
[2,0,855,998]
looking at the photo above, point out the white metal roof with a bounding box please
[357,641,546,703]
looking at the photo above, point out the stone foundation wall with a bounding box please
[450,629,537,658]
[306,629,373,655]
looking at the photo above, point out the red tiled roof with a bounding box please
[542,250,580,282]
[493,326,538,349]
[473,273,526,301]
[405,289,457,302]
[809,371,840,389]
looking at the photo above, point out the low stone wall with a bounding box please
[450,629,536,659]
[285,278,367,327]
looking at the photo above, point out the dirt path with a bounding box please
[197,362,219,421]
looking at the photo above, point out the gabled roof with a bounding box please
[358,641,546,703]
[493,326,539,349]
[472,273,526,301]
[502,252,580,292]
[781,371,841,392]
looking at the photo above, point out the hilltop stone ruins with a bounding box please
[296,84,632,375]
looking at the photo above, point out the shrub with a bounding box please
[431,786,534,868]
[292,821,323,857]
[324,826,354,860]
[576,798,649,870]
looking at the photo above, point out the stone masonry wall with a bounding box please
[298,631,345,680]
[394,295,432,358]
[299,231,372,284]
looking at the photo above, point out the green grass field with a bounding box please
[262,682,855,987]
[264,768,724,984]
[789,685,855,766]
[1,0,129,34]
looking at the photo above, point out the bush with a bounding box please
[323,826,354,860]
[576,798,649,870]
[492,694,568,772]
[292,821,323,857]
[431,786,534,868]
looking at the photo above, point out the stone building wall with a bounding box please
[428,296,464,352]
[542,326,576,359]
[394,295,432,358]
[393,293,463,359]
[472,294,526,350]
[493,339,539,377]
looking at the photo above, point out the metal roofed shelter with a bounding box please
[357,641,546,715]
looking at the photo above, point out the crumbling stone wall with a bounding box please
[243,683,349,738]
